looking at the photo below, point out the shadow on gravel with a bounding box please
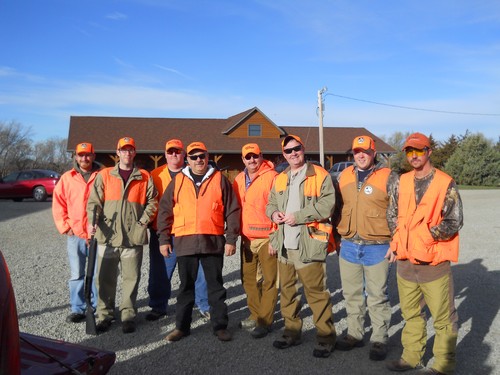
[383,258,498,374]
[0,199,52,222]
[453,258,498,374]
[17,304,66,320]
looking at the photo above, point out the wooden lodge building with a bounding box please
[67,107,395,179]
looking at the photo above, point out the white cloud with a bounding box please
[153,64,194,81]
[0,66,17,77]
[106,12,128,20]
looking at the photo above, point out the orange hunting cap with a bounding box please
[242,143,261,157]
[402,132,431,150]
[117,137,136,149]
[75,142,94,154]
[165,139,184,151]
[186,141,208,154]
[352,135,376,152]
[281,135,304,151]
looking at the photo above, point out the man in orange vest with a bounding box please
[146,139,210,322]
[386,132,463,375]
[52,142,101,324]
[157,141,240,342]
[87,137,158,334]
[266,135,336,358]
[233,143,278,339]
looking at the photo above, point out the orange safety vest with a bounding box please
[100,168,148,205]
[392,169,459,265]
[172,171,225,237]
[151,164,174,230]
[274,165,336,253]
[233,161,277,240]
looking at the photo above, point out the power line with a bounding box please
[325,93,500,116]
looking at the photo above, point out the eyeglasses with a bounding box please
[188,153,207,161]
[283,145,302,154]
[119,149,136,154]
[166,149,182,155]
[405,148,427,157]
[244,153,260,160]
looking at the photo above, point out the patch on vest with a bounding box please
[364,186,373,195]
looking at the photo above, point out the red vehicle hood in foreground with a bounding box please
[0,250,115,375]
[19,333,115,375]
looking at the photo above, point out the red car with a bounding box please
[0,169,60,202]
[0,250,115,374]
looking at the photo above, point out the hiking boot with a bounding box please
[198,310,211,321]
[165,329,189,342]
[122,320,136,334]
[273,335,301,349]
[313,342,334,358]
[214,329,232,342]
[96,318,113,333]
[145,310,166,321]
[386,358,422,372]
[238,318,257,331]
[250,325,270,339]
[335,334,364,351]
[369,342,388,361]
[66,313,86,323]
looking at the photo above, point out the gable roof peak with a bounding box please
[223,107,285,136]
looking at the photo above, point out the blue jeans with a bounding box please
[340,239,389,266]
[148,229,209,314]
[67,235,97,313]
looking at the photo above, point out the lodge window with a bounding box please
[248,124,261,137]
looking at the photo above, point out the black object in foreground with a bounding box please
[85,206,99,335]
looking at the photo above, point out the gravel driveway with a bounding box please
[1,189,499,374]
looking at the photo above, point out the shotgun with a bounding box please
[84,206,98,335]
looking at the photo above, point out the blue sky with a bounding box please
[1,0,499,142]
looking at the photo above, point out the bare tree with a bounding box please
[32,137,72,172]
[0,120,33,177]
[384,131,410,174]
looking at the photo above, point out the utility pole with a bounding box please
[317,87,327,167]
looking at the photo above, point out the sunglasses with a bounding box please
[405,148,427,157]
[166,149,182,155]
[188,153,207,161]
[244,153,260,160]
[283,145,302,154]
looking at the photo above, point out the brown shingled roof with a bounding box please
[67,107,395,155]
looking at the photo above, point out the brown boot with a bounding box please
[214,329,232,342]
[386,358,422,372]
[165,329,189,342]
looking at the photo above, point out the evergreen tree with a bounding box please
[445,133,500,186]
[432,134,460,170]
